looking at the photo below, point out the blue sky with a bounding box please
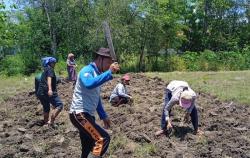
[2,0,13,10]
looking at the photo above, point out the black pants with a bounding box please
[110,96,128,106]
[69,112,110,158]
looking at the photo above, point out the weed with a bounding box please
[108,135,128,156]
[134,143,157,157]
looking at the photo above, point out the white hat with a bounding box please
[179,90,195,109]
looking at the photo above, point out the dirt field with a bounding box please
[0,73,250,158]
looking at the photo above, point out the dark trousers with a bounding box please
[69,112,110,158]
[38,95,63,113]
[161,92,172,129]
[161,92,199,131]
[110,96,128,106]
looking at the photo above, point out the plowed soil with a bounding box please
[0,73,250,158]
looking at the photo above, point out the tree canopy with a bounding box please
[0,0,250,74]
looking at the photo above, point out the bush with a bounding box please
[182,51,200,71]
[242,47,250,69]
[198,50,219,71]
[1,54,25,76]
[218,51,245,70]
[22,51,40,75]
[166,55,186,71]
[1,48,250,76]
[119,53,139,73]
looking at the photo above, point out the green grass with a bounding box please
[134,143,157,157]
[0,75,35,103]
[107,135,128,157]
[146,70,250,105]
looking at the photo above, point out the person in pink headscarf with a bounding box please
[109,74,132,106]
[155,80,203,136]
[67,53,77,82]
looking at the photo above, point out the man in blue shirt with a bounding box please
[69,48,119,158]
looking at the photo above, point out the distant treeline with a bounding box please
[1,48,250,76]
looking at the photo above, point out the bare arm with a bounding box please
[47,77,53,96]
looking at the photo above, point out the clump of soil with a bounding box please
[0,73,249,158]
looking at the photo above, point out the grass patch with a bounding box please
[196,136,208,146]
[134,143,157,157]
[108,135,128,157]
[0,75,35,103]
[146,71,250,105]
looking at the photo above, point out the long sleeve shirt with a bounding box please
[67,59,76,66]
[164,80,196,121]
[69,62,113,120]
[109,83,130,101]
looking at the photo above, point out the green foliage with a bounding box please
[197,50,219,71]
[119,53,140,73]
[166,55,187,71]
[22,51,40,75]
[118,49,250,72]
[242,46,250,69]
[108,135,128,156]
[218,51,246,70]
[1,52,40,76]
[1,0,250,75]
[182,52,200,71]
[134,143,157,157]
[1,54,25,76]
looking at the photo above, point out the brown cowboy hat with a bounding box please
[96,48,112,58]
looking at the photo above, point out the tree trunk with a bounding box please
[139,21,146,72]
[43,0,57,55]
[247,0,250,22]
[203,0,209,34]
[138,46,145,72]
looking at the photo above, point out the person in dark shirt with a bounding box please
[35,73,61,97]
[37,57,63,127]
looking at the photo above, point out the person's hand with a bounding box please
[167,121,173,129]
[48,89,53,97]
[103,118,111,129]
[109,62,120,73]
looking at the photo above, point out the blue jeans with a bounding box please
[161,92,199,131]
[38,95,63,113]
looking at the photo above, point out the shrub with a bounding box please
[166,55,186,71]
[198,50,219,71]
[182,51,200,71]
[1,54,25,76]
[22,51,40,75]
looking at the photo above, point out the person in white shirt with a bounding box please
[155,80,203,136]
[109,74,132,106]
